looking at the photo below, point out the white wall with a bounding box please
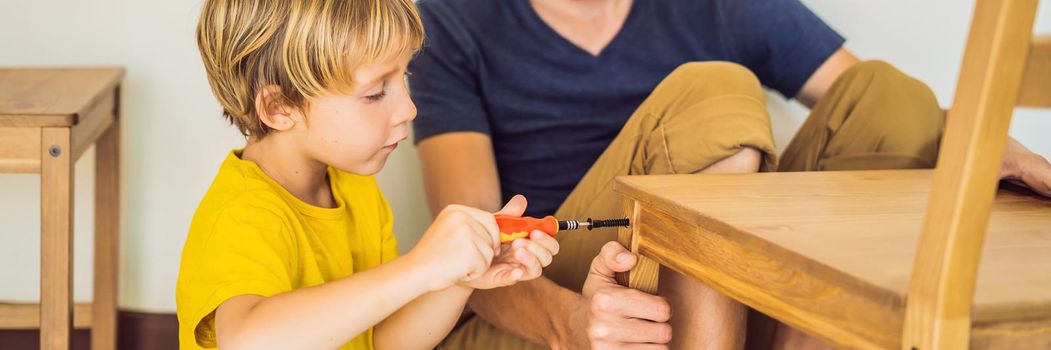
[769,1,1051,154]
[0,0,1048,314]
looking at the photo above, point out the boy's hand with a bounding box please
[409,203,503,291]
[408,195,559,291]
[459,195,560,289]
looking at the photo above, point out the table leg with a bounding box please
[93,120,120,350]
[616,199,660,294]
[41,127,73,350]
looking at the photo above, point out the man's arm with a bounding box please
[418,132,503,213]
[418,132,676,349]
[417,132,572,345]
[376,194,559,350]
[794,47,861,108]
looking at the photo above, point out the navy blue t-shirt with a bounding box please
[410,0,845,217]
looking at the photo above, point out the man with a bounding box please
[408,0,1051,348]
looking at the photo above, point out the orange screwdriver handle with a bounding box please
[495,215,559,243]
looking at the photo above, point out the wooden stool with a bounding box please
[616,0,1051,348]
[0,68,123,350]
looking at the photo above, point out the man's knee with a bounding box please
[822,60,944,168]
[634,62,775,175]
[659,61,765,102]
[855,61,942,150]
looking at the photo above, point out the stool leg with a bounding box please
[93,121,120,350]
[41,127,73,350]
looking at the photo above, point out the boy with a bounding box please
[176,0,560,349]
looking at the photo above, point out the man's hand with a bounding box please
[561,242,673,349]
[1001,137,1051,197]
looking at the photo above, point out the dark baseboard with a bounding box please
[0,310,177,350]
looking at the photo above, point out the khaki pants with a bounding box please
[439,60,944,350]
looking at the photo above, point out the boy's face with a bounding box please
[297,53,417,175]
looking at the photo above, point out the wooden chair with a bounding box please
[614,0,1051,348]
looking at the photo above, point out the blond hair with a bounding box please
[196,0,424,138]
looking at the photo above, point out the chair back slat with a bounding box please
[903,0,1039,349]
[1018,36,1051,108]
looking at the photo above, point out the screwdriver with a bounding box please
[495,215,631,243]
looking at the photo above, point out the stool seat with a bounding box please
[0,68,123,126]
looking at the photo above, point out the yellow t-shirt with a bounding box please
[176,151,398,350]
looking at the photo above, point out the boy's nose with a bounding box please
[398,98,418,124]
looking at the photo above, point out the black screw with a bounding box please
[587,218,631,230]
[48,145,61,157]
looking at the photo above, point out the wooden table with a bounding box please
[0,68,123,350]
[614,170,1051,348]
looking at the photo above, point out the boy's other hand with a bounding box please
[459,195,560,290]
[408,195,559,291]
[409,203,502,292]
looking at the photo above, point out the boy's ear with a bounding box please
[254,85,296,132]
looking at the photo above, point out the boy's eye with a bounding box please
[365,90,387,102]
